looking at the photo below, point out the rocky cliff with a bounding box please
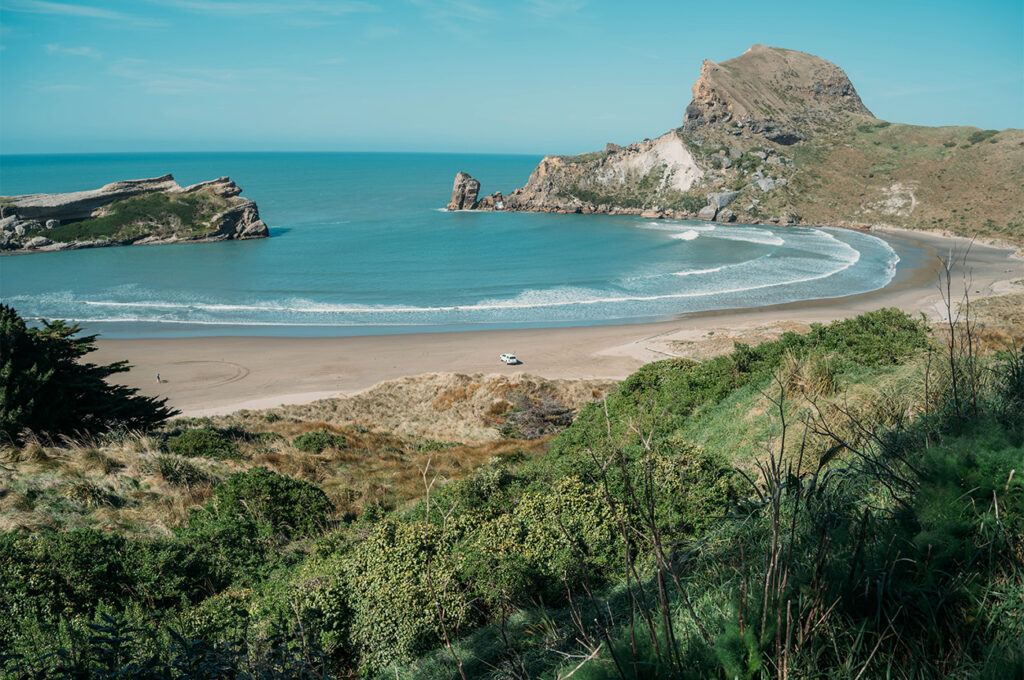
[446,45,1024,243]
[0,175,269,253]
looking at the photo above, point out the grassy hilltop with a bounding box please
[1,292,1023,678]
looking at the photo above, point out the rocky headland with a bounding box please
[446,44,1024,243]
[0,175,269,254]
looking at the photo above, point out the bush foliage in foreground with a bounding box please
[2,308,1020,679]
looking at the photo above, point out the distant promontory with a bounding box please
[0,175,269,253]
[446,44,1023,243]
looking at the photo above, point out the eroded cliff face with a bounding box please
[448,132,703,216]
[445,44,1024,240]
[682,44,874,142]
[0,175,269,253]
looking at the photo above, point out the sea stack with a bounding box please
[447,171,481,210]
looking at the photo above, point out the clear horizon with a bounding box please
[1,0,1022,156]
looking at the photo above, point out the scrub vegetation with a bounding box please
[38,191,225,243]
[1,286,1022,678]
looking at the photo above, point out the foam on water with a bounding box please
[670,230,701,241]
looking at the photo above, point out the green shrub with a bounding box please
[342,520,471,670]
[967,129,998,145]
[185,467,333,539]
[670,193,706,213]
[293,430,346,454]
[0,529,212,651]
[167,427,238,459]
[175,468,334,585]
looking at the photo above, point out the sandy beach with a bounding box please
[91,228,1023,417]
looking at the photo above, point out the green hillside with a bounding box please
[1,303,1022,678]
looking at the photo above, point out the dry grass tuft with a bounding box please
[216,372,615,443]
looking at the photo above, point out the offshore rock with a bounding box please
[447,172,481,210]
[0,174,269,254]
[475,192,506,210]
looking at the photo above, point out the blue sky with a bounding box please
[1,0,1021,155]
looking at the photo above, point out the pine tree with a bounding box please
[0,304,176,442]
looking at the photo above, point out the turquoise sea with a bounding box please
[0,153,912,339]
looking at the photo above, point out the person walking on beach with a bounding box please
[156,373,161,383]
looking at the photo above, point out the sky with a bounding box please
[0,0,1021,155]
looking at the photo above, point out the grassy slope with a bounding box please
[0,421,549,536]
[34,190,230,243]
[3,299,1023,677]
[790,122,1024,240]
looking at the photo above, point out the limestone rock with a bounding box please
[181,177,243,198]
[447,172,480,210]
[476,192,505,210]
[6,175,179,222]
[0,174,270,253]
[708,191,738,209]
[757,178,777,192]
[494,132,703,215]
[716,208,736,223]
[640,209,664,219]
[211,199,269,239]
[697,205,718,221]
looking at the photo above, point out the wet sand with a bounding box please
[91,228,1023,416]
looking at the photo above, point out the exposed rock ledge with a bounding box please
[0,174,269,254]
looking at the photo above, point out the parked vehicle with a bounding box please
[499,353,519,365]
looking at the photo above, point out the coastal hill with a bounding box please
[448,44,1024,243]
[0,175,269,253]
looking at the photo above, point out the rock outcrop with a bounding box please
[5,175,180,222]
[442,44,1024,240]
[446,172,481,210]
[0,175,269,254]
[682,44,874,140]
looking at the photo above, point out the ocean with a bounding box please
[0,152,910,339]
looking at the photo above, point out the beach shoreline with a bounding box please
[90,227,1023,417]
